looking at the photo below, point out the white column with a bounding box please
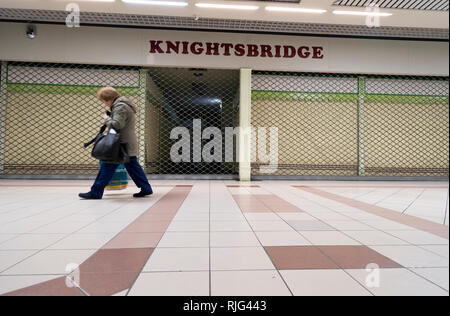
[239,69,252,181]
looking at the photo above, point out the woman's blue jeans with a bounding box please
[90,157,152,199]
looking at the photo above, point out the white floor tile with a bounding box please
[313,213,352,221]
[211,247,275,271]
[360,220,416,231]
[369,245,449,268]
[1,250,96,275]
[211,232,261,247]
[172,212,210,222]
[158,232,209,248]
[388,230,449,245]
[212,270,292,296]
[277,213,316,221]
[0,250,37,273]
[210,221,252,232]
[255,232,311,246]
[228,188,251,195]
[243,213,281,221]
[342,231,409,246]
[143,248,209,272]
[77,221,129,234]
[300,231,361,246]
[0,234,18,245]
[210,213,247,222]
[128,272,209,296]
[419,245,449,259]
[48,233,116,250]
[410,268,449,291]
[31,221,90,234]
[324,221,375,231]
[0,234,66,250]
[167,221,209,232]
[347,268,449,296]
[248,221,296,232]
[280,270,371,296]
[0,222,50,234]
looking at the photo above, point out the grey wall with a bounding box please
[0,22,448,76]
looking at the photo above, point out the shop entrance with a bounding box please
[144,67,240,175]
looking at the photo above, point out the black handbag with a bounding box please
[84,125,130,164]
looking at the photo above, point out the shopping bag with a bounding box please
[99,162,129,190]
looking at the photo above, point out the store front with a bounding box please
[0,22,448,179]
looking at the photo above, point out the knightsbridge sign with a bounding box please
[149,40,324,59]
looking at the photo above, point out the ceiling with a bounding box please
[0,0,448,41]
[333,0,449,11]
[232,0,301,2]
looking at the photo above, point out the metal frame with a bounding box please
[0,62,6,174]
[358,76,366,177]
[138,69,147,168]
[0,173,445,181]
[252,175,449,181]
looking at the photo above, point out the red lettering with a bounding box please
[247,44,259,57]
[220,43,234,56]
[149,40,325,60]
[190,42,204,55]
[182,41,189,54]
[283,46,296,58]
[235,44,245,57]
[312,46,324,59]
[166,41,180,54]
[149,40,164,54]
[260,45,273,58]
[206,42,220,56]
[274,45,282,58]
[298,46,311,59]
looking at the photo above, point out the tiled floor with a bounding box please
[0,180,448,296]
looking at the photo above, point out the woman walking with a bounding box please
[79,87,153,200]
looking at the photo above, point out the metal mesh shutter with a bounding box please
[0,63,447,178]
[251,71,449,177]
[145,67,240,175]
[0,62,145,175]
[251,72,360,176]
[363,77,449,176]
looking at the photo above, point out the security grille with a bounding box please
[145,67,240,175]
[0,62,240,176]
[0,61,146,175]
[363,76,449,176]
[0,63,448,178]
[251,71,449,177]
[333,0,449,11]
